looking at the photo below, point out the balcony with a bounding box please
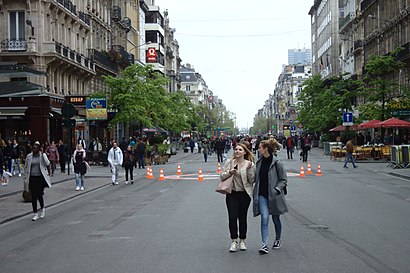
[0,39,27,51]
[361,0,376,12]
[353,39,363,53]
[166,46,174,58]
[90,49,118,72]
[112,45,133,66]
[339,12,355,31]
[78,11,91,26]
[53,42,94,71]
[56,0,77,15]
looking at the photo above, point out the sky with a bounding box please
[154,0,313,129]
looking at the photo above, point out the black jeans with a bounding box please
[226,191,251,240]
[29,175,46,213]
[59,157,66,172]
[286,147,293,159]
[217,151,224,163]
[302,148,309,162]
[125,165,134,181]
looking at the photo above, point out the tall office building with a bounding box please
[288,48,312,65]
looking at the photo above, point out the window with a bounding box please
[186,85,190,92]
[9,11,25,41]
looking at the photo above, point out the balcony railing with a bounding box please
[339,12,354,30]
[0,39,27,51]
[78,11,90,26]
[90,49,118,72]
[361,0,376,12]
[53,42,94,71]
[57,0,77,15]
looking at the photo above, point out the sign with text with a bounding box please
[86,97,107,120]
[147,47,157,63]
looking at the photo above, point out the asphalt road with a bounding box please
[1,148,410,273]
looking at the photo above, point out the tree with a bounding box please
[103,64,196,132]
[359,50,405,121]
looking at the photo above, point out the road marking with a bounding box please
[161,172,301,180]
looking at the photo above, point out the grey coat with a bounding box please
[24,152,51,191]
[253,155,288,216]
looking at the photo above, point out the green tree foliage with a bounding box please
[103,64,196,131]
[298,74,361,133]
[359,51,405,121]
[252,116,269,134]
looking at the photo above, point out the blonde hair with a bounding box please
[233,143,255,162]
[260,138,281,155]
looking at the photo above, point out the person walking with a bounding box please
[253,138,288,254]
[24,142,51,221]
[300,134,311,162]
[45,141,59,176]
[215,138,224,163]
[189,138,195,153]
[202,139,210,162]
[136,139,146,169]
[57,140,67,173]
[10,139,22,176]
[343,138,358,169]
[123,145,135,184]
[286,135,295,160]
[220,143,255,252]
[108,142,123,185]
[73,144,87,191]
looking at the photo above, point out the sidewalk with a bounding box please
[0,150,192,225]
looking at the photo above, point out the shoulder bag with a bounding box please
[215,161,234,194]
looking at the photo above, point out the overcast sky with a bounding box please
[154,0,313,130]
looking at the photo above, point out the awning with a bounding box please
[329,124,358,132]
[0,106,28,118]
[0,64,47,77]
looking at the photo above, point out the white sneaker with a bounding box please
[125,181,129,185]
[32,213,39,221]
[229,240,238,252]
[76,186,80,191]
[40,208,45,218]
[18,173,22,177]
[115,182,119,185]
[239,240,247,251]
[80,187,84,191]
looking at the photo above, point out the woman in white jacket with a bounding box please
[220,143,255,252]
[24,142,51,221]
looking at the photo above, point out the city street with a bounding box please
[0,148,410,273]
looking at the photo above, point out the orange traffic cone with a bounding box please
[146,167,151,179]
[316,164,323,176]
[148,167,154,179]
[197,168,204,181]
[307,162,313,174]
[299,165,305,177]
[176,164,182,175]
[158,168,165,181]
[217,162,222,174]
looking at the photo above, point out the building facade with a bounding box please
[288,48,312,65]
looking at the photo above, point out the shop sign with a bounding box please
[67,96,86,105]
[147,47,157,62]
[86,97,107,120]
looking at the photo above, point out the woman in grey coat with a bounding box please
[253,138,288,254]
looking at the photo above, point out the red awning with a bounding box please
[358,119,381,129]
[329,125,359,132]
[376,117,410,128]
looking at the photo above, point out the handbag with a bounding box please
[215,161,234,194]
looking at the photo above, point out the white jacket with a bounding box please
[108,147,123,166]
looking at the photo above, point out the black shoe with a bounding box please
[259,244,269,254]
[272,239,281,249]
[343,166,348,169]
[354,166,358,168]
[131,180,134,184]
[112,182,115,185]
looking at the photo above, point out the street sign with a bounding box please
[61,103,76,118]
[343,112,353,126]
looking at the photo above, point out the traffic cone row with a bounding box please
[217,162,222,174]
[299,164,324,177]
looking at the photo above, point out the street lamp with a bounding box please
[128,41,152,63]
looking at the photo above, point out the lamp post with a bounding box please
[128,41,152,64]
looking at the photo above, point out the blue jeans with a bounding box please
[258,195,282,245]
[344,152,357,168]
[11,158,21,174]
[75,173,84,187]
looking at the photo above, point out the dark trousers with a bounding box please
[137,155,145,169]
[302,148,309,162]
[59,157,66,172]
[286,147,293,159]
[226,191,251,240]
[217,151,223,163]
[125,165,134,181]
[29,176,45,213]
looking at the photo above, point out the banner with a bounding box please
[86,97,107,120]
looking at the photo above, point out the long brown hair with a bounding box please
[233,143,255,162]
[260,138,281,155]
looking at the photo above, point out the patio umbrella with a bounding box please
[376,117,410,128]
[358,119,381,129]
[329,125,359,132]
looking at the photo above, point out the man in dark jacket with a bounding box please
[57,140,68,173]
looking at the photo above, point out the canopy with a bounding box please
[358,119,381,129]
[376,117,410,128]
[329,125,358,132]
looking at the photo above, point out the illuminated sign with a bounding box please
[147,47,157,62]
[86,97,107,120]
[67,96,86,105]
